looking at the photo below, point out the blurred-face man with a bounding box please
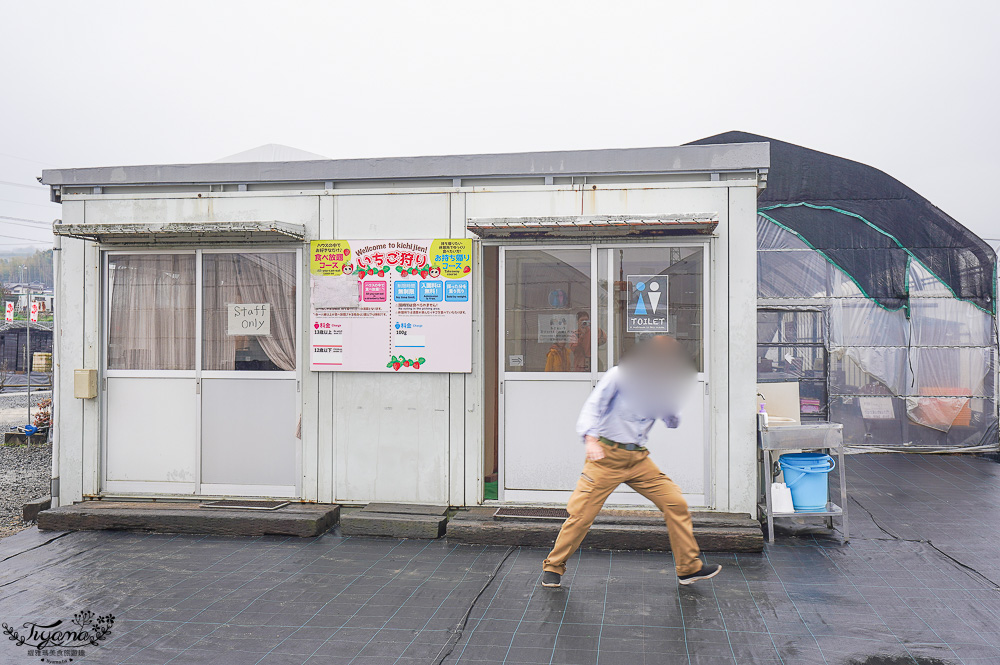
[540,335,722,588]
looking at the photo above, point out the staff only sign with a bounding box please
[627,274,669,333]
[309,238,473,372]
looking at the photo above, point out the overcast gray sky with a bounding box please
[1,0,998,249]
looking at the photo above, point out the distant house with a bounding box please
[2,284,54,313]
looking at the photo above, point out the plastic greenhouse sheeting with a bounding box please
[691,131,997,314]
[757,218,998,452]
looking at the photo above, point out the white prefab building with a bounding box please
[41,142,769,514]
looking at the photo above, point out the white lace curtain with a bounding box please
[203,253,296,371]
[108,254,197,370]
[108,252,296,372]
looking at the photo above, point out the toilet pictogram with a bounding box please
[627,274,669,332]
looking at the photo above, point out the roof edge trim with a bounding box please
[40,143,769,187]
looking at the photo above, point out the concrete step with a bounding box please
[37,501,340,537]
[361,502,449,516]
[447,508,763,552]
[341,503,449,539]
[22,495,51,521]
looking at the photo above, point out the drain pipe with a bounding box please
[51,234,60,508]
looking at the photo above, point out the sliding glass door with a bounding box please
[103,249,301,497]
[499,242,710,507]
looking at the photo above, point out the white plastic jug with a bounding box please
[771,482,795,513]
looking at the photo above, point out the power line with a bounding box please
[2,219,52,230]
[0,232,52,243]
[0,179,44,190]
[0,215,54,225]
[0,151,56,166]
[0,197,58,209]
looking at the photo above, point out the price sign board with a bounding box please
[309,238,473,372]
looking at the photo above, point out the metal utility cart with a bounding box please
[758,421,849,542]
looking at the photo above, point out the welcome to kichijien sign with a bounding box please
[309,238,473,373]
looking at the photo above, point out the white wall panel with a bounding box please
[586,185,726,216]
[726,185,760,513]
[465,189,582,219]
[82,242,101,496]
[55,230,86,505]
[334,193,451,238]
[82,195,320,226]
[334,372,449,504]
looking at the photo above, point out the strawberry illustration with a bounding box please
[367,268,375,276]
[393,362,401,371]
[420,270,428,278]
[429,267,440,278]
[413,361,420,369]
[404,360,410,367]
[358,271,366,280]
[463,265,471,274]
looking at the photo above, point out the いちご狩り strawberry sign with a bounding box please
[310,238,472,373]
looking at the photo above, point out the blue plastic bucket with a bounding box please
[778,452,835,512]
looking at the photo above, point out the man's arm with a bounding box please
[576,369,618,460]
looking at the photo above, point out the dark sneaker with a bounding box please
[678,563,722,585]
[541,571,562,588]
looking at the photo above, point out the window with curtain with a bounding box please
[107,254,196,370]
[203,252,297,371]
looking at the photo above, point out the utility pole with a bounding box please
[26,291,31,427]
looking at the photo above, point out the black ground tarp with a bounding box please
[687,131,997,314]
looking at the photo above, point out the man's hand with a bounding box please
[585,435,605,461]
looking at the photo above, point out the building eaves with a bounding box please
[40,142,769,188]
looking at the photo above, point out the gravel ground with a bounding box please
[0,389,51,432]
[0,442,51,538]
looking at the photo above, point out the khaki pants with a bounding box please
[543,440,703,576]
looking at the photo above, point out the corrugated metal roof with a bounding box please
[40,142,769,188]
[52,221,305,244]
[467,214,718,239]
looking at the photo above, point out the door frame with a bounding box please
[100,246,303,498]
[496,239,713,506]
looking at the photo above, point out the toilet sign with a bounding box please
[4,302,12,322]
[227,303,271,335]
[627,274,669,333]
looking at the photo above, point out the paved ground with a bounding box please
[0,453,997,665]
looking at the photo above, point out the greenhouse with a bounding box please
[694,132,998,452]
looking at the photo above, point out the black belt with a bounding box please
[599,436,646,452]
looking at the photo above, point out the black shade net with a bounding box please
[687,131,996,313]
